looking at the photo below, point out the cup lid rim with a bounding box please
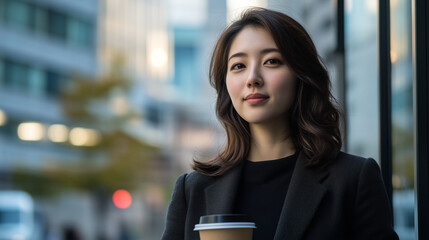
[194,222,257,231]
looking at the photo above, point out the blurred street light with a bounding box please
[48,124,69,143]
[391,50,398,63]
[150,48,168,69]
[227,0,266,23]
[147,30,169,79]
[69,127,101,147]
[0,109,7,126]
[17,122,45,141]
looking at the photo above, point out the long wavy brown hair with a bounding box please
[193,8,342,176]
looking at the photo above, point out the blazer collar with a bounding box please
[274,152,329,240]
[203,152,329,240]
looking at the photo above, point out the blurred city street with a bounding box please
[0,0,417,239]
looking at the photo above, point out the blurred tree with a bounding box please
[15,56,158,192]
[12,56,159,238]
[392,123,414,190]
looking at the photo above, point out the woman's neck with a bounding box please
[248,122,295,162]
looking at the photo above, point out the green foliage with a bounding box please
[62,58,131,121]
[392,124,414,190]
[12,57,158,196]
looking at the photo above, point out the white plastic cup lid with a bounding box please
[194,222,256,231]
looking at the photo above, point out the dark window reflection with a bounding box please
[0,57,67,97]
[5,0,30,29]
[49,11,67,40]
[34,7,48,33]
[0,209,21,224]
[0,0,94,49]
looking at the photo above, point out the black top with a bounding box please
[233,153,298,240]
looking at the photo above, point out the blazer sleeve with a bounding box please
[352,158,399,240]
[161,173,188,240]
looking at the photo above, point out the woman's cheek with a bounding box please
[226,77,242,101]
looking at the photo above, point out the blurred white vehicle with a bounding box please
[0,191,34,240]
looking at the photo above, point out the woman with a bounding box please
[162,8,398,240]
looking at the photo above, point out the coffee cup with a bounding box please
[194,214,256,240]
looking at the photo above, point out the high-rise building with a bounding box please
[0,0,170,238]
[0,0,98,174]
[0,0,100,238]
[0,0,229,238]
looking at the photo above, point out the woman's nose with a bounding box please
[246,65,264,88]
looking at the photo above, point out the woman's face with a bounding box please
[226,26,296,126]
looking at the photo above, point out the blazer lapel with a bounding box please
[274,152,329,240]
[204,164,243,214]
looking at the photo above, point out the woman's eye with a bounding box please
[265,59,281,65]
[231,63,245,70]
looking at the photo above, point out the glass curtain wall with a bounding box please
[345,1,416,239]
[344,0,379,160]
[390,0,415,239]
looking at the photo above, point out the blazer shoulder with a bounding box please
[329,151,380,177]
[336,151,372,161]
[335,151,377,166]
[182,170,216,191]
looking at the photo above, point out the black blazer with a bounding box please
[161,151,399,240]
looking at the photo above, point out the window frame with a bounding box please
[413,0,429,238]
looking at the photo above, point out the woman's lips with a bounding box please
[244,93,269,105]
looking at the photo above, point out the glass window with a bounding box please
[1,0,94,49]
[146,104,161,127]
[46,71,64,96]
[390,0,415,239]
[5,60,28,91]
[174,45,197,101]
[34,6,48,34]
[5,0,30,29]
[67,18,91,48]
[0,209,21,224]
[0,0,5,22]
[2,57,66,97]
[49,11,67,40]
[345,0,379,159]
[28,67,46,96]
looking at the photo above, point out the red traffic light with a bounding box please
[113,189,132,209]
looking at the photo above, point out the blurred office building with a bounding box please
[0,0,340,238]
[0,0,98,168]
[0,0,417,239]
[0,0,228,238]
[0,0,101,238]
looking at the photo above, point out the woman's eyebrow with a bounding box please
[228,48,280,62]
[228,52,247,62]
[261,48,280,54]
